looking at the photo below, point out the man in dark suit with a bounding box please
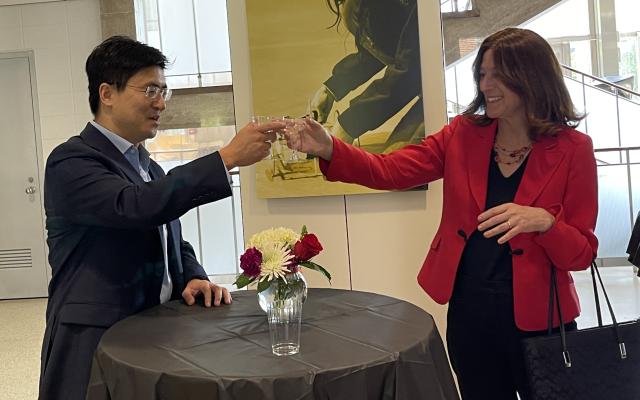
[38,36,281,400]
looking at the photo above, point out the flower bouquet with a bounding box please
[234,226,331,305]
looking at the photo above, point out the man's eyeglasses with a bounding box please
[127,85,172,102]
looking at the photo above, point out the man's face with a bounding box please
[110,66,167,145]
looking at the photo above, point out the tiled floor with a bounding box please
[0,297,46,400]
[0,267,638,400]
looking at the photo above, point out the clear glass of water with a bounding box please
[267,298,302,356]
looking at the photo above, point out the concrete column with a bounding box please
[100,0,136,39]
[594,0,618,77]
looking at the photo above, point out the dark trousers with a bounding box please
[446,281,576,400]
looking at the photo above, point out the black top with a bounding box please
[455,153,529,287]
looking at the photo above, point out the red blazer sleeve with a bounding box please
[319,117,460,190]
[533,136,598,270]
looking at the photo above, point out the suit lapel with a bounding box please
[467,121,497,211]
[80,123,145,185]
[515,136,564,205]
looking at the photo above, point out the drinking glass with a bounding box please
[281,118,306,162]
[267,297,302,356]
[251,115,283,160]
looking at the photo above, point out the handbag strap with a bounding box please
[547,262,628,368]
[590,261,627,359]
[548,266,571,367]
[590,262,603,326]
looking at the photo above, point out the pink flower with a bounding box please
[240,247,262,277]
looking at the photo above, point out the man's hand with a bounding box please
[310,85,335,123]
[182,279,232,307]
[219,121,283,169]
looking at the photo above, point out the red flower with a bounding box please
[292,234,323,262]
[240,247,262,277]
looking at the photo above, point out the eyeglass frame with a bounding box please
[126,84,172,102]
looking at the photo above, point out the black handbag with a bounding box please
[521,262,640,400]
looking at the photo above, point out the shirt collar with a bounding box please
[90,120,151,174]
[90,120,135,155]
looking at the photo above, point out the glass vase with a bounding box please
[257,271,307,313]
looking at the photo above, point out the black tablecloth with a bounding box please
[87,288,459,400]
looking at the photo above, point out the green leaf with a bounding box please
[257,279,272,293]
[233,274,255,289]
[301,225,308,236]
[300,261,332,283]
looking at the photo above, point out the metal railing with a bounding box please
[559,66,639,266]
[561,64,640,155]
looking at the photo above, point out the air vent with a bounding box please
[0,248,32,269]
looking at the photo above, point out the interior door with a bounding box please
[0,51,48,299]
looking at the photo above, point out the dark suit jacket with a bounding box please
[39,123,232,399]
[320,115,599,331]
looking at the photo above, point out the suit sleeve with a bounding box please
[180,235,209,282]
[45,148,232,229]
[533,137,598,270]
[319,117,459,190]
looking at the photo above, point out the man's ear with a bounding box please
[98,83,114,107]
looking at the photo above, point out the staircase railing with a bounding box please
[560,65,640,264]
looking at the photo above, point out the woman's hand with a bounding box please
[285,118,335,161]
[477,203,555,244]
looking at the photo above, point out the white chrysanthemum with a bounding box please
[248,227,299,251]
[259,244,294,282]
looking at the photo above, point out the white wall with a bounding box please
[0,0,102,161]
[228,0,451,336]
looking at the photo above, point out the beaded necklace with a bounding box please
[493,142,532,165]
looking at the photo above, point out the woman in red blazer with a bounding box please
[289,28,598,399]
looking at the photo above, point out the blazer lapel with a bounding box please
[467,121,497,211]
[514,136,564,206]
[79,123,145,185]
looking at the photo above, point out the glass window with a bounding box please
[135,1,242,279]
[524,0,590,38]
[135,0,232,88]
[441,0,474,14]
[194,0,232,73]
[146,125,242,276]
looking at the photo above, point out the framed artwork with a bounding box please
[247,0,425,198]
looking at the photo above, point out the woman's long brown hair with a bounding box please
[462,28,584,140]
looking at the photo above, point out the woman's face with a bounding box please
[479,49,525,123]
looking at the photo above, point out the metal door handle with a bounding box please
[25,186,37,195]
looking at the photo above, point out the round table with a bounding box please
[87,289,459,400]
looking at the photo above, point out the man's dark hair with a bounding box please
[86,35,168,115]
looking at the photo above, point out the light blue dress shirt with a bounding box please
[90,121,173,303]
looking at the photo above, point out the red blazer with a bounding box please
[320,115,598,330]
